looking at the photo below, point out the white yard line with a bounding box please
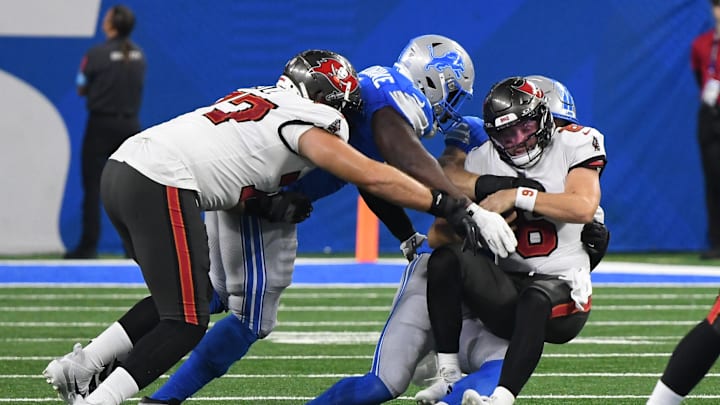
[0,304,713,312]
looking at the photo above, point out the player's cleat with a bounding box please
[462,388,492,405]
[414,366,461,405]
[43,343,96,404]
[138,396,181,405]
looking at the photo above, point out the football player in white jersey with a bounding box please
[413,75,610,405]
[416,76,606,405]
[310,74,610,405]
[42,49,515,405]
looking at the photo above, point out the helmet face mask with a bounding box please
[280,50,362,114]
[394,34,474,136]
[483,77,555,168]
[493,117,543,167]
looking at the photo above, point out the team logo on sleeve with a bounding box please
[425,46,465,79]
[310,58,360,94]
[326,119,342,134]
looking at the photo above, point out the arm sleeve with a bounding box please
[359,189,416,242]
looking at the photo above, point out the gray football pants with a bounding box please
[373,253,509,396]
[205,211,297,338]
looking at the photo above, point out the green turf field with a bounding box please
[2,284,720,404]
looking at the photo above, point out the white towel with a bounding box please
[559,267,592,311]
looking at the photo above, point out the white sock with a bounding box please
[437,352,461,381]
[490,386,515,405]
[85,366,139,405]
[84,322,133,370]
[647,380,683,405]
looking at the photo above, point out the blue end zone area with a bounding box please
[0,259,719,285]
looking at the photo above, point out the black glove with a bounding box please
[244,191,313,223]
[474,175,546,201]
[427,190,485,255]
[581,220,610,271]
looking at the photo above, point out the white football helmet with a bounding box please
[394,34,474,134]
[526,75,578,124]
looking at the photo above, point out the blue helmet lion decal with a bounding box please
[424,45,465,79]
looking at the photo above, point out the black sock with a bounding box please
[661,319,720,396]
[118,296,159,344]
[122,319,207,389]
[427,246,463,353]
[498,289,550,396]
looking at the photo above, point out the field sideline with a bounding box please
[1,259,720,404]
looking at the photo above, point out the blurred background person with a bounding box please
[65,4,146,259]
[692,0,720,260]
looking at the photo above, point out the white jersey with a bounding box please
[110,86,349,211]
[465,124,606,276]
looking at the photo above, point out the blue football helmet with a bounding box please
[394,34,474,134]
[526,75,578,124]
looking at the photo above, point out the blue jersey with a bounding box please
[443,115,489,153]
[349,65,435,160]
[288,65,435,200]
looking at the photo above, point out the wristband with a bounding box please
[515,187,538,212]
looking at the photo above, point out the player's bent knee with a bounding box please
[427,245,461,283]
[519,287,552,312]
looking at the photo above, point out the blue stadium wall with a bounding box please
[0,0,712,254]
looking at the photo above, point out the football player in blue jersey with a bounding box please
[137,35,517,405]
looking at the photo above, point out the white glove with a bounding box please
[466,203,517,258]
[400,232,427,261]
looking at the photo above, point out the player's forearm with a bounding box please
[437,147,477,199]
[516,167,600,224]
[392,149,470,202]
[481,188,597,224]
[358,165,434,213]
[533,192,598,224]
[441,164,477,200]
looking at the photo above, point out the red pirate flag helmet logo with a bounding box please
[282,50,362,113]
[310,58,360,96]
[514,79,544,99]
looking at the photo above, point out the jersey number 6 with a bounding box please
[515,212,558,258]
